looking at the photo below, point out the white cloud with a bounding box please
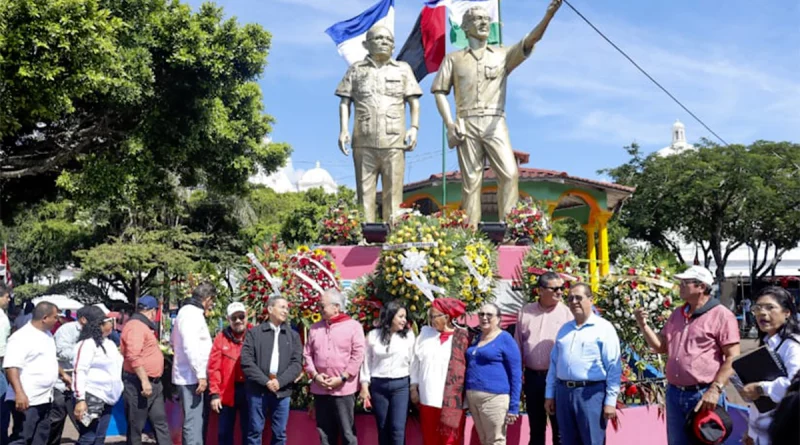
[501,10,800,148]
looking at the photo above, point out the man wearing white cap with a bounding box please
[207,302,250,445]
[634,266,741,445]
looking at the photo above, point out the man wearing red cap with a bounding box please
[410,298,469,445]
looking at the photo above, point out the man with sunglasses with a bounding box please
[634,265,740,445]
[514,272,573,445]
[208,302,251,445]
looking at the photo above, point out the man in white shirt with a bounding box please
[171,283,216,445]
[4,301,60,445]
[47,306,94,445]
[0,283,12,444]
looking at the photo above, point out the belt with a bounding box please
[458,108,505,118]
[123,372,161,384]
[559,380,603,389]
[526,369,549,377]
[670,383,710,392]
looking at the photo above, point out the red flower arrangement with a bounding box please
[347,274,383,331]
[241,238,290,323]
[283,246,341,327]
[318,203,362,245]
[505,197,551,243]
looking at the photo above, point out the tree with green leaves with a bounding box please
[1,0,289,206]
[5,199,92,283]
[74,227,200,303]
[601,140,800,282]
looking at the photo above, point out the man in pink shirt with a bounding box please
[634,266,740,445]
[303,289,366,445]
[514,272,573,445]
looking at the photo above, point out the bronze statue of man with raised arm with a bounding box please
[432,0,562,227]
[336,25,423,223]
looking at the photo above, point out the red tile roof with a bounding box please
[404,167,635,193]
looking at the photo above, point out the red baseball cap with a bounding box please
[686,406,733,444]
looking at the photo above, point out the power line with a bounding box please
[562,0,729,146]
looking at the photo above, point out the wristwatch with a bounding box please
[712,382,725,393]
[756,384,765,397]
[341,374,349,382]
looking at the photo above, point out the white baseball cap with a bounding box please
[674,266,714,287]
[226,302,246,317]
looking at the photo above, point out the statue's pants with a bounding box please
[457,115,519,225]
[353,147,405,223]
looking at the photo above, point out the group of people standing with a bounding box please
[0,263,797,445]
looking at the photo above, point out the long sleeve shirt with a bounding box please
[72,338,124,405]
[545,314,622,407]
[465,331,523,414]
[514,302,573,371]
[171,304,213,385]
[303,318,365,396]
[746,334,800,444]
[410,326,453,409]
[0,309,10,357]
[360,329,415,384]
[53,321,81,391]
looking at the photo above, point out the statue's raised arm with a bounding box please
[430,0,562,227]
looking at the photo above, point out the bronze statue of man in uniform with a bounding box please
[336,26,423,223]
[432,0,562,227]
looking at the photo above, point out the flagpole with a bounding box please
[441,122,447,209]
[498,0,503,45]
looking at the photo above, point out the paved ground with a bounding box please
[56,339,760,443]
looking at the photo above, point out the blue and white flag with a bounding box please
[325,0,395,65]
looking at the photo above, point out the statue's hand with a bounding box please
[446,121,465,149]
[548,0,562,15]
[404,127,418,151]
[338,131,351,156]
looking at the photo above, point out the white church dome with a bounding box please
[297,161,337,194]
[657,119,695,157]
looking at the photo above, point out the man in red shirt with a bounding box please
[120,296,171,445]
[208,302,249,445]
[635,266,740,445]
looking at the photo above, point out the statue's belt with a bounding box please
[458,108,506,118]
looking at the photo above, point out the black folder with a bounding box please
[732,345,787,413]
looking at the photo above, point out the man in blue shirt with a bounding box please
[544,283,622,445]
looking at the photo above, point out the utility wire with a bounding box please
[562,0,729,146]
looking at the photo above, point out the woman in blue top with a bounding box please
[465,303,522,445]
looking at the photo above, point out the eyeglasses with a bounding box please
[751,304,781,314]
[566,295,585,302]
[230,314,246,321]
[679,280,701,287]
[429,313,447,319]
[541,286,565,293]
[477,312,496,319]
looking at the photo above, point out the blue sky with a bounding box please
[186,0,800,188]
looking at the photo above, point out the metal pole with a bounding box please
[441,123,447,208]
[497,0,503,45]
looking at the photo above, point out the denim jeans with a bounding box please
[217,384,249,445]
[665,384,726,445]
[246,390,290,445]
[554,381,607,445]
[0,371,9,445]
[76,403,113,445]
[370,377,409,445]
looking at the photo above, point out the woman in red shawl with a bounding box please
[410,298,470,445]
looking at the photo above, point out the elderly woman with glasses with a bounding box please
[410,298,470,445]
[737,286,800,445]
[465,303,522,445]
